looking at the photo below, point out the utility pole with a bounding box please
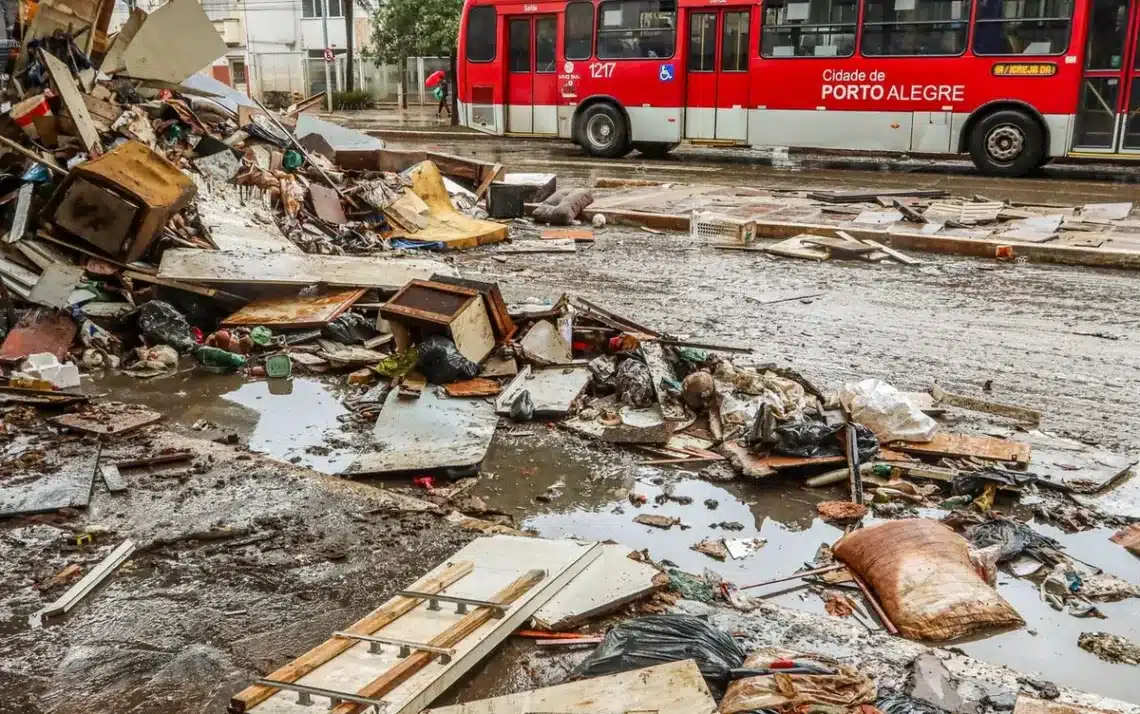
[344,0,354,91]
[321,0,334,111]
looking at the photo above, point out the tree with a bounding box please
[367,0,461,107]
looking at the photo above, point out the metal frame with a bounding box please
[253,678,389,711]
[396,590,508,618]
[333,632,456,663]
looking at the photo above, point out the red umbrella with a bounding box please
[425,70,446,87]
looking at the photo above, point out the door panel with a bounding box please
[683,9,751,141]
[685,11,718,139]
[716,9,750,140]
[533,15,558,134]
[1072,0,1140,151]
[506,18,533,133]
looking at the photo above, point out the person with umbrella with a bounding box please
[426,70,449,119]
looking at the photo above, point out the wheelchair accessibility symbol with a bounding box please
[659,63,675,82]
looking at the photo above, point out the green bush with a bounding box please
[332,90,376,110]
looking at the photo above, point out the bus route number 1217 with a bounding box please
[589,62,616,78]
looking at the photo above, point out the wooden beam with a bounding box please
[229,560,475,713]
[332,569,546,714]
[473,162,503,201]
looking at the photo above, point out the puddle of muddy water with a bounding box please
[93,371,1140,704]
[479,434,1140,705]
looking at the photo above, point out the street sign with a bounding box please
[323,48,334,62]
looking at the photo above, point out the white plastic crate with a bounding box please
[690,210,757,245]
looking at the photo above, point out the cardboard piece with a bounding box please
[118,0,229,84]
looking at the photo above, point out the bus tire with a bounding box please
[578,103,629,158]
[968,109,1044,177]
[634,142,678,158]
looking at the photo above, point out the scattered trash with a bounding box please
[720,647,876,714]
[1078,632,1140,665]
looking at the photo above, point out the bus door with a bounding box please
[1072,0,1140,152]
[684,8,751,141]
[506,15,559,134]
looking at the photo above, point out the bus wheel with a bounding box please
[579,103,629,158]
[968,109,1044,177]
[634,142,679,158]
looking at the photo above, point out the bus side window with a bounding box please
[861,0,970,56]
[595,0,677,60]
[466,5,497,62]
[565,1,595,60]
[972,0,1073,55]
[759,0,857,58]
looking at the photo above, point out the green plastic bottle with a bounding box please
[196,346,247,371]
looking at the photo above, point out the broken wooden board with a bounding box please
[0,308,77,362]
[931,384,1041,424]
[0,447,98,517]
[1081,202,1133,222]
[1013,430,1135,493]
[892,432,1030,465]
[765,235,831,261]
[541,228,595,242]
[40,49,101,155]
[310,184,347,224]
[28,263,85,309]
[158,249,455,290]
[222,289,364,329]
[495,364,591,417]
[1072,474,1140,520]
[532,543,664,631]
[245,536,601,714]
[400,161,508,250]
[722,441,846,476]
[346,389,498,476]
[1111,523,1140,556]
[118,0,229,83]
[52,403,163,436]
[809,188,948,203]
[496,239,577,254]
[443,378,501,398]
[100,462,126,493]
[426,660,716,714]
[43,539,136,616]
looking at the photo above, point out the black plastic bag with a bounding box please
[136,300,195,353]
[965,518,1061,563]
[572,614,745,699]
[616,358,654,408]
[770,418,878,461]
[877,694,950,714]
[417,335,479,384]
[509,390,534,421]
[322,312,375,344]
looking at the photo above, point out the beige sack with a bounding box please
[833,518,1023,641]
[720,647,876,714]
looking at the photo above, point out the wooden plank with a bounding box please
[118,0,229,83]
[861,238,922,265]
[310,184,347,224]
[222,289,364,329]
[892,432,1031,465]
[43,539,136,616]
[332,570,547,714]
[40,50,101,155]
[1012,696,1120,714]
[251,537,601,714]
[157,249,455,290]
[808,188,949,203]
[53,403,163,436]
[472,162,503,201]
[425,660,717,714]
[443,378,501,397]
[230,561,475,712]
[100,463,126,493]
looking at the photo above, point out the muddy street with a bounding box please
[5,96,1140,714]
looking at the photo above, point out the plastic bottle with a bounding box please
[196,346,247,371]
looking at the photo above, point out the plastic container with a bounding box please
[265,354,292,378]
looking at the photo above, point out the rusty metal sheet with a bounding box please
[221,289,364,329]
[309,183,347,224]
[0,308,78,362]
[444,378,502,397]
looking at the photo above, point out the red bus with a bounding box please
[456,0,1140,175]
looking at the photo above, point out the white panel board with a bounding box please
[254,536,601,714]
[749,109,913,151]
[716,107,748,141]
[533,543,662,631]
[507,105,533,133]
[911,111,952,153]
[426,660,717,714]
[628,106,683,142]
[533,105,558,135]
[157,249,454,289]
[684,107,716,140]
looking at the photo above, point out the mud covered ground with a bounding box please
[0,422,472,714]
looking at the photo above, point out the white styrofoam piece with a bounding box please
[532,543,661,631]
[255,536,602,714]
[426,660,717,714]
